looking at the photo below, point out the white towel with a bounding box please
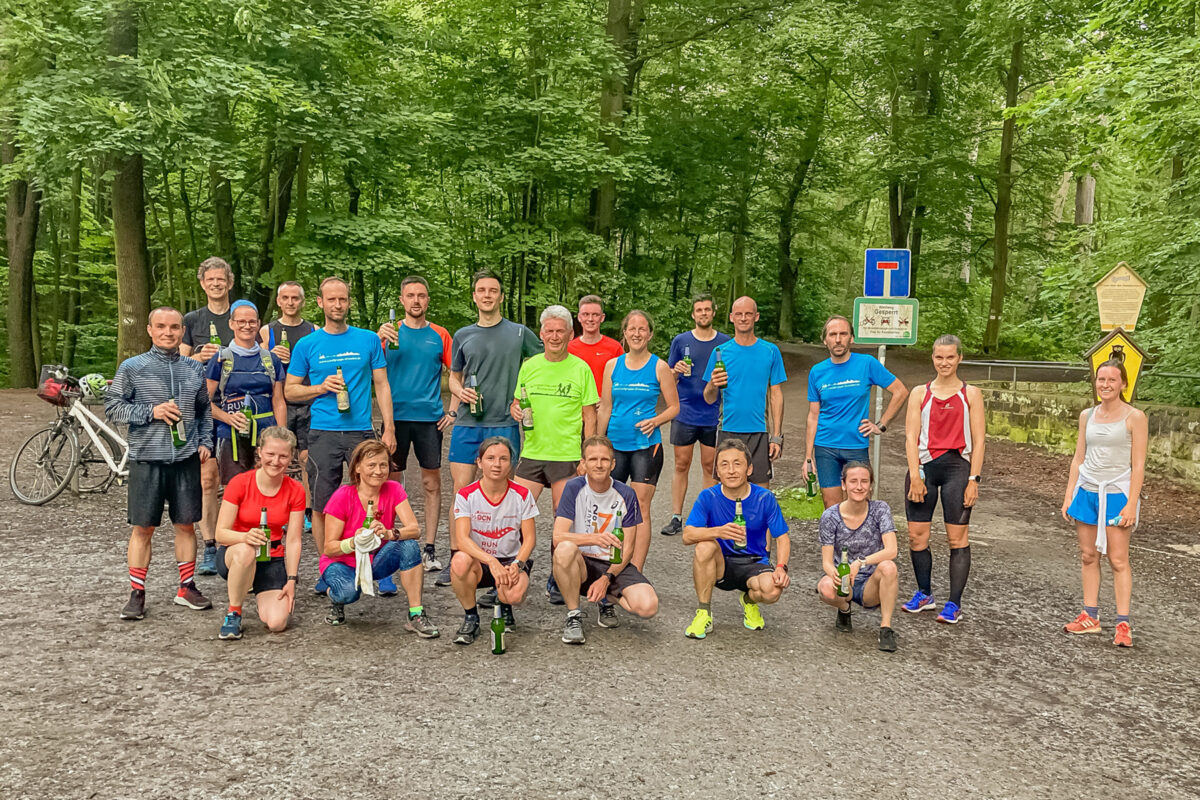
[1074,466,1136,555]
[353,529,382,596]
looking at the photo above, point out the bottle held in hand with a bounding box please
[609,526,624,564]
[836,548,851,597]
[732,499,746,551]
[466,373,485,418]
[336,366,351,413]
[519,385,534,431]
[168,398,186,447]
[256,507,271,562]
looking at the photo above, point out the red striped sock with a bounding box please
[229,605,242,616]
[129,566,148,592]
[177,560,195,586]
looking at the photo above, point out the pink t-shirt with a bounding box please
[319,481,409,574]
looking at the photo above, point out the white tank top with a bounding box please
[1080,406,1132,491]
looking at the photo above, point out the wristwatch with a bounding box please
[877,422,888,433]
[515,559,528,573]
[604,571,618,582]
[969,474,982,484]
[287,574,298,583]
[769,435,784,446]
[777,563,789,573]
[447,410,458,418]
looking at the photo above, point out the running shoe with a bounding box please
[453,616,480,645]
[561,611,586,645]
[835,606,853,632]
[174,583,213,610]
[196,544,218,576]
[303,514,312,533]
[500,603,516,629]
[545,575,564,606]
[739,592,765,631]
[377,575,398,596]
[660,517,683,536]
[314,575,329,595]
[598,602,619,629]
[478,587,498,609]
[936,601,961,625]
[684,609,713,639]
[1113,621,1133,648]
[423,546,443,572]
[326,603,346,626]
[219,611,243,640]
[406,611,440,639]
[878,626,898,652]
[434,562,453,587]
[120,589,146,621]
[902,590,937,614]
[1064,611,1102,635]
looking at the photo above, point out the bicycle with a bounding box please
[9,366,129,506]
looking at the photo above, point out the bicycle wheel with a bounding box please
[9,424,79,505]
[75,426,122,494]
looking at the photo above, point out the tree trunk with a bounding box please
[3,139,42,387]
[110,4,152,362]
[983,37,1022,354]
[777,68,829,339]
[62,164,83,367]
[1074,172,1095,253]
[591,0,644,243]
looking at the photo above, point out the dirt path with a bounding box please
[2,378,1198,799]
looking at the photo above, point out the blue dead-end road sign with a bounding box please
[864,249,911,298]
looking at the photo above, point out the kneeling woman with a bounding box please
[215,426,306,640]
[815,462,900,652]
[320,440,438,636]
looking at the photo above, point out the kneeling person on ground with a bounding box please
[214,427,305,640]
[319,440,435,635]
[450,438,538,645]
[682,438,790,638]
[815,462,900,652]
[552,436,660,645]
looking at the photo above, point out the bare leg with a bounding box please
[1075,523,1101,609]
[859,561,899,627]
[224,543,256,608]
[199,459,220,544]
[817,576,850,611]
[698,443,717,489]
[398,563,424,609]
[1106,525,1133,617]
[553,544,585,612]
[128,525,154,572]
[421,468,441,546]
[255,590,292,632]
[617,583,659,618]
[173,523,198,565]
[450,462,478,495]
[450,552,482,609]
[630,482,656,571]
[820,486,842,509]
[745,572,783,605]
[692,540,722,604]
[670,444,694,516]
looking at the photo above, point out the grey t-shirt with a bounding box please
[451,318,543,427]
[818,500,896,564]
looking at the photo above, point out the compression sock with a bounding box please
[910,548,933,595]
[1116,614,1130,625]
[177,560,196,587]
[409,606,423,618]
[699,602,711,613]
[129,566,147,592]
[464,605,479,620]
[1085,606,1100,619]
[229,605,242,616]
[948,546,971,606]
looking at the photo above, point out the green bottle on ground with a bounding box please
[836,548,851,597]
[256,507,271,562]
[490,604,506,654]
[168,398,186,448]
[609,526,624,564]
[519,385,534,431]
[733,499,746,551]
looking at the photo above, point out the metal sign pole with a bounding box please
[872,343,885,500]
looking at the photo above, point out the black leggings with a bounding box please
[904,451,972,525]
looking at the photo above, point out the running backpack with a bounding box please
[216,347,276,402]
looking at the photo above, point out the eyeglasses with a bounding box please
[231,320,259,327]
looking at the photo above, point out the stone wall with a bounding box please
[979,381,1200,487]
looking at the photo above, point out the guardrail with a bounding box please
[961,359,1200,389]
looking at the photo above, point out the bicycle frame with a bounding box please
[68,400,129,478]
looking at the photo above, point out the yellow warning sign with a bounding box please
[1084,328,1147,403]
[1094,262,1148,331]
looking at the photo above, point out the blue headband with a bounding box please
[230,299,258,315]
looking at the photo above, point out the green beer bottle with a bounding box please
[609,526,624,564]
[519,385,534,431]
[256,506,271,562]
[209,321,222,347]
[466,373,484,418]
[363,499,375,532]
[335,366,351,413]
[836,548,851,597]
[490,603,506,654]
[806,469,818,498]
[385,308,396,351]
[732,498,747,551]
[714,348,725,374]
[682,344,693,376]
[280,329,290,351]
[241,405,254,441]
[168,397,186,448]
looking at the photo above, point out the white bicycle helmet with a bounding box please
[80,373,108,400]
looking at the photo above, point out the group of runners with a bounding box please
[106,257,1148,651]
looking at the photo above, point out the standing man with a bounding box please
[285,276,395,591]
[180,256,235,576]
[568,294,624,394]
[261,281,317,528]
[511,305,599,604]
[108,307,214,620]
[804,315,908,508]
[702,296,787,488]
[681,439,790,639]
[437,269,543,587]
[378,276,456,576]
[662,292,731,535]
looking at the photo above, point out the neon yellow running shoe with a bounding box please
[740,592,765,630]
[685,609,713,639]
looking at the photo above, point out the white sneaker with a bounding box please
[423,548,443,572]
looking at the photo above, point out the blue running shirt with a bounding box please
[807,353,897,449]
[288,327,385,431]
[702,338,787,433]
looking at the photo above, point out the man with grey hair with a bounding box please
[511,304,599,608]
[181,256,237,575]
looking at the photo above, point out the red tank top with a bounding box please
[918,382,971,463]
